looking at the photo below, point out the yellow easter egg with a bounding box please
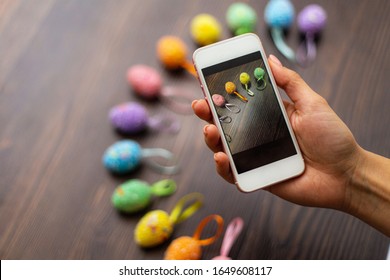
[156,36,187,70]
[134,210,173,247]
[190,14,222,46]
[164,236,202,260]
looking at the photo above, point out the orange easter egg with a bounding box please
[157,36,187,70]
[164,236,202,260]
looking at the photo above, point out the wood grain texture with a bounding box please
[0,0,389,260]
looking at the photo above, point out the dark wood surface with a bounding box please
[0,0,389,260]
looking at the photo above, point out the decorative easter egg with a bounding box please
[239,72,250,85]
[102,140,142,174]
[134,210,173,247]
[164,214,224,260]
[212,94,226,107]
[226,3,257,35]
[239,72,254,96]
[264,0,295,28]
[109,102,149,134]
[157,36,188,70]
[297,4,327,35]
[164,236,201,260]
[254,67,267,90]
[111,180,152,213]
[190,13,222,46]
[127,65,162,99]
[112,179,177,213]
[225,81,236,93]
[254,67,265,80]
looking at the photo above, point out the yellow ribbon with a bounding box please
[169,193,204,224]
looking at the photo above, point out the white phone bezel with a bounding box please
[193,33,305,192]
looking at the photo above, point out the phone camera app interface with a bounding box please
[202,52,297,174]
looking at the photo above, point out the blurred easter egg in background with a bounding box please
[226,2,257,35]
[190,13,222,46]
[109,102,148,134]
[127,64,162,99]
[156,36,188,70]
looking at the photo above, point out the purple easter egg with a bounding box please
[297,4,327,35]
[127,64,162,99]
[109,102,149,134]
[212,94,226,107]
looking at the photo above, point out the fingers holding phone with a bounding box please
[193,34,305,192]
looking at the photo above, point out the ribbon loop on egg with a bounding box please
[141,148,180,175]
[150,179,177,197]
[225,103,241,114]
[147,114,181,133]
[161,86,196,115]
[271,28,295,62]
[219,115,232,124]
[193,214,224,246]
[219,217,244,257]
[169,193,204,224]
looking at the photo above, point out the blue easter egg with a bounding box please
[102,140,142,174]
[264,0,295,28]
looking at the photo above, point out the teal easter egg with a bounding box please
[102,140,142,174]
[264,0,295,28]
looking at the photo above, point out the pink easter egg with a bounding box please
[212,94,226,107]
[127,65,162,99]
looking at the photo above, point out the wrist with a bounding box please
[345,147,390,236]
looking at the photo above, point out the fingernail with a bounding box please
[269,54,283,67]
[191,99,198,109]
[213,153,219,163]
[203,124,209,136]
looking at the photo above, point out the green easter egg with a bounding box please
[254,67,265,80]
[112,180,152,213]
[226,3,257,35]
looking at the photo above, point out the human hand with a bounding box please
[192,55,362,212]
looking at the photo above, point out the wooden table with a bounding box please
[0,0,389,260]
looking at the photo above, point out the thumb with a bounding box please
[268,55,317,104]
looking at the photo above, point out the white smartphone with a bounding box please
[193,33,305,192]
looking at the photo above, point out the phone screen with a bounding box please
[202,51,297,174]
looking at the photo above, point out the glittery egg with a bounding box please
[226,2,257,35]
[264,0,295,28]
[109,102,149,134]
[212,94,226,107]
[157,36,188,70]
[102,140,142,174]
[297,4,327,35]
[164,236,201,260]
[190,14,222,46]
[134,210,173,247]
[127,65,162,99]
[239,72,250,85]
[111,180,152,213]
[254,67,265,80]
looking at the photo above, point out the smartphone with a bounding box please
[193,33,304,192]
